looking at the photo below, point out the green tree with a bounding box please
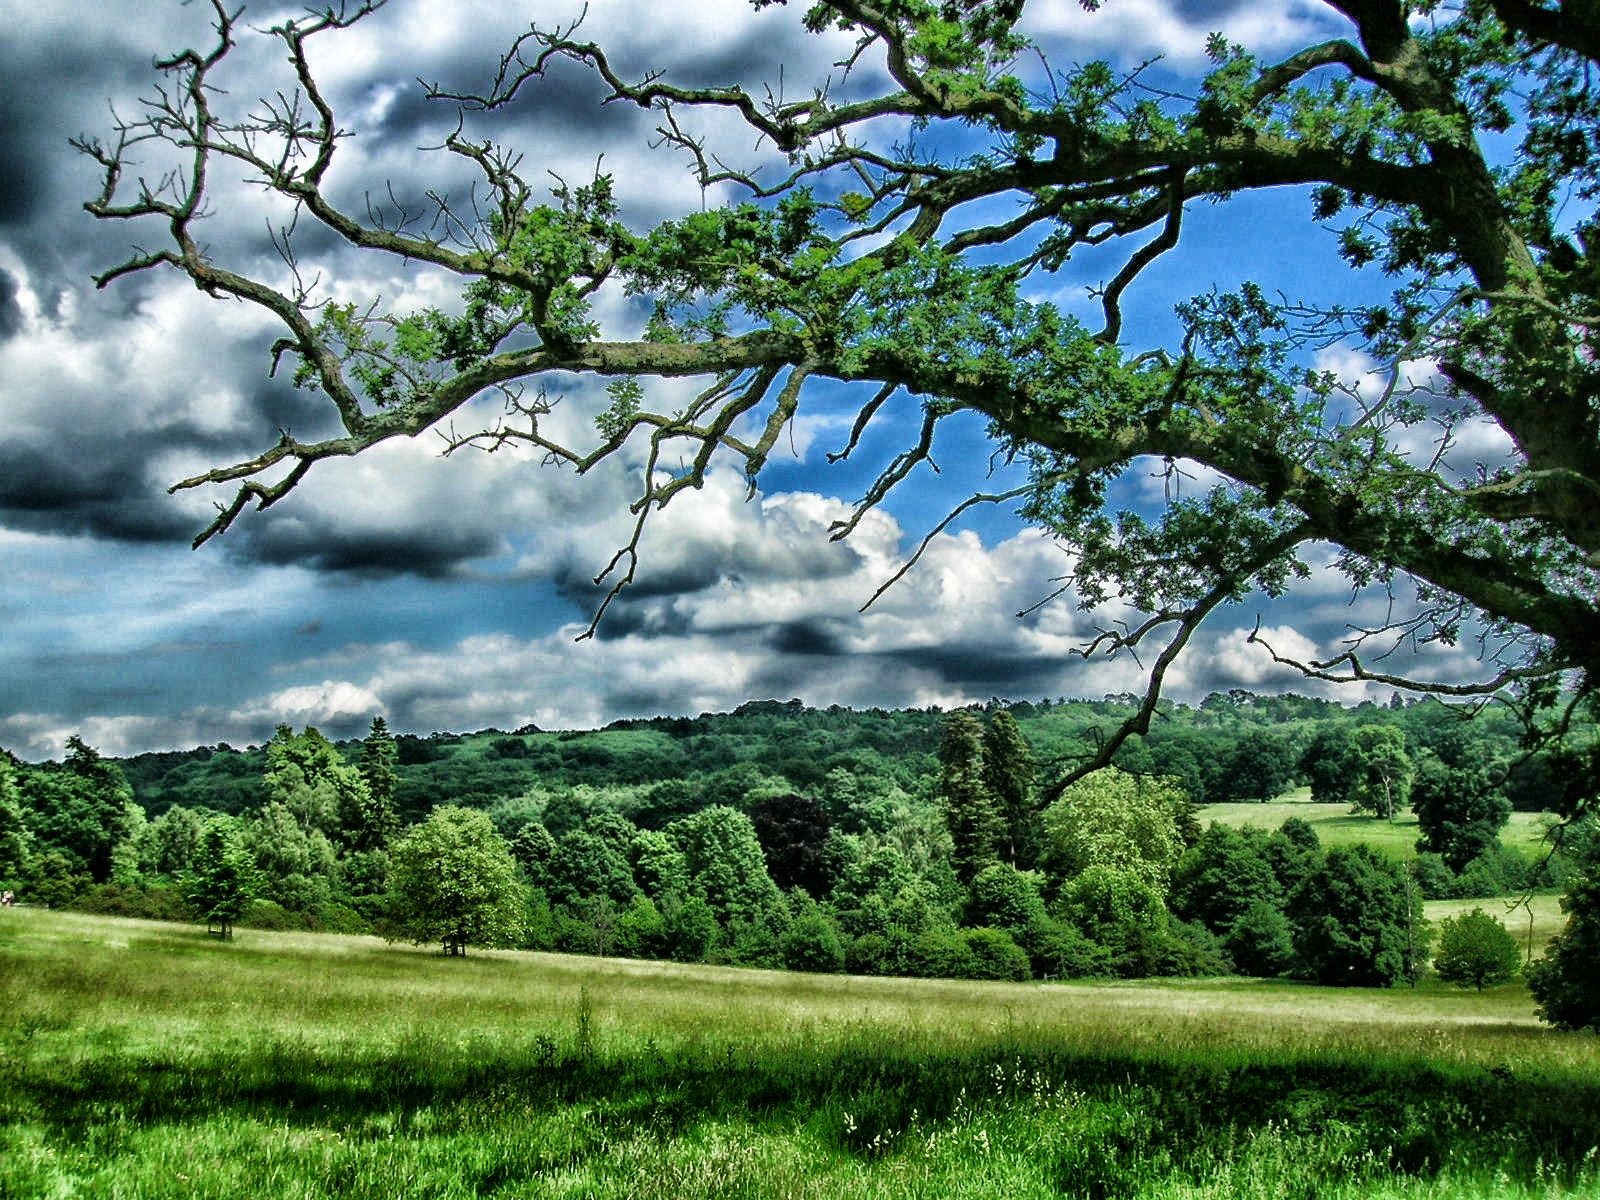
[938,712,1003,885]
[964,861,1047,937]
[357,716,400,851]
[1412,759,1512,873]
[19,738,137,883]
[1300,727,1355,806]
[1216,730,1296,804]
[982,711,1038,868]
[667,805,781,927]
[1041,768,1185,894]
[1433,907,1521,991]
[1289,845,1427,988]
[1528,820,1600,1031]
[1344,726,1415,821]
[263,725,374,850]
[183,818,259,940]
[1170,822,1283,937]
[87,2,1600,806]
[387,805,526,955]
[0,754,31,885]
[1058,864,1170,968]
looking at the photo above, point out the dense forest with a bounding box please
[0,691,1590,1016]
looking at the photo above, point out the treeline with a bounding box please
[0,697,1587,1011]
[114,690,1563,821]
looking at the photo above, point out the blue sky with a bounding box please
[0,0,1496,758]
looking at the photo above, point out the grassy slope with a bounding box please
[4,910,1600,1199]
[1198,794,1558,859]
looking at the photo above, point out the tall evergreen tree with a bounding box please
[358,716,400,851]
[938,712,1002,885]
[982,711,1037,869]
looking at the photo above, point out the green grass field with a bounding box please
[4,908,1599,1199]
[1198,795,1559,859]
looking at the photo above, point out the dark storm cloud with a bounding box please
[882,643,1076,692]
[0,440,195,542]
[768,620,846,657]
[231,520,506,579]
[0,272,21,339]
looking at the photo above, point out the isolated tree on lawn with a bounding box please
[79,2,1600,1003]
[1411,758,1511,873]
[939,712,1003,885]
[184,818,259,940]
[1433,907,1520,991]
[387,805,526,956]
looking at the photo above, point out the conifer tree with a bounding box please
[939,712,1002,885]
[358,716,400,851]
[982,710,1037,869]
[184,818,259,940]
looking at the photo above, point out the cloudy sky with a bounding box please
[0,0,1501,759]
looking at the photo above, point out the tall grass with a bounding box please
[4,909,1599,1198]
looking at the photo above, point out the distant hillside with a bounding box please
[108,690,1560,821]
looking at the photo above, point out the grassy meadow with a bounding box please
[1198,795,1559,860]
[4,909,1600,1199]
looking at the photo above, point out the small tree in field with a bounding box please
[183,818,258,940]
[387,806,525,956]
[1433,908,1521,991]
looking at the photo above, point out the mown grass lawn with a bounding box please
[3,908,1599,1198]
[1198,795,1558,859]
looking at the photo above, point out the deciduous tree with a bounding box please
[79,0,1600,808]
[1528,819,1600,1030]
[1433,906,1521,991]
[1344,725,1414,821]
[1411,758,1512,873]
[387,805,526,955]
[1041,767,1184,894]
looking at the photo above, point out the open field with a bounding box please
[4,909,1599,1198]
[1198,796,1559,859]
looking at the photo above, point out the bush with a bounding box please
[959,926,1031,981]
[68,882,192,922]
[1021,916,1111,979]
[906,928,977,980]
[781,911,845,973]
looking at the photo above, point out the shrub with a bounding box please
[773,911,839,973]
[906,928,978,980]
[959,926,1031,981]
